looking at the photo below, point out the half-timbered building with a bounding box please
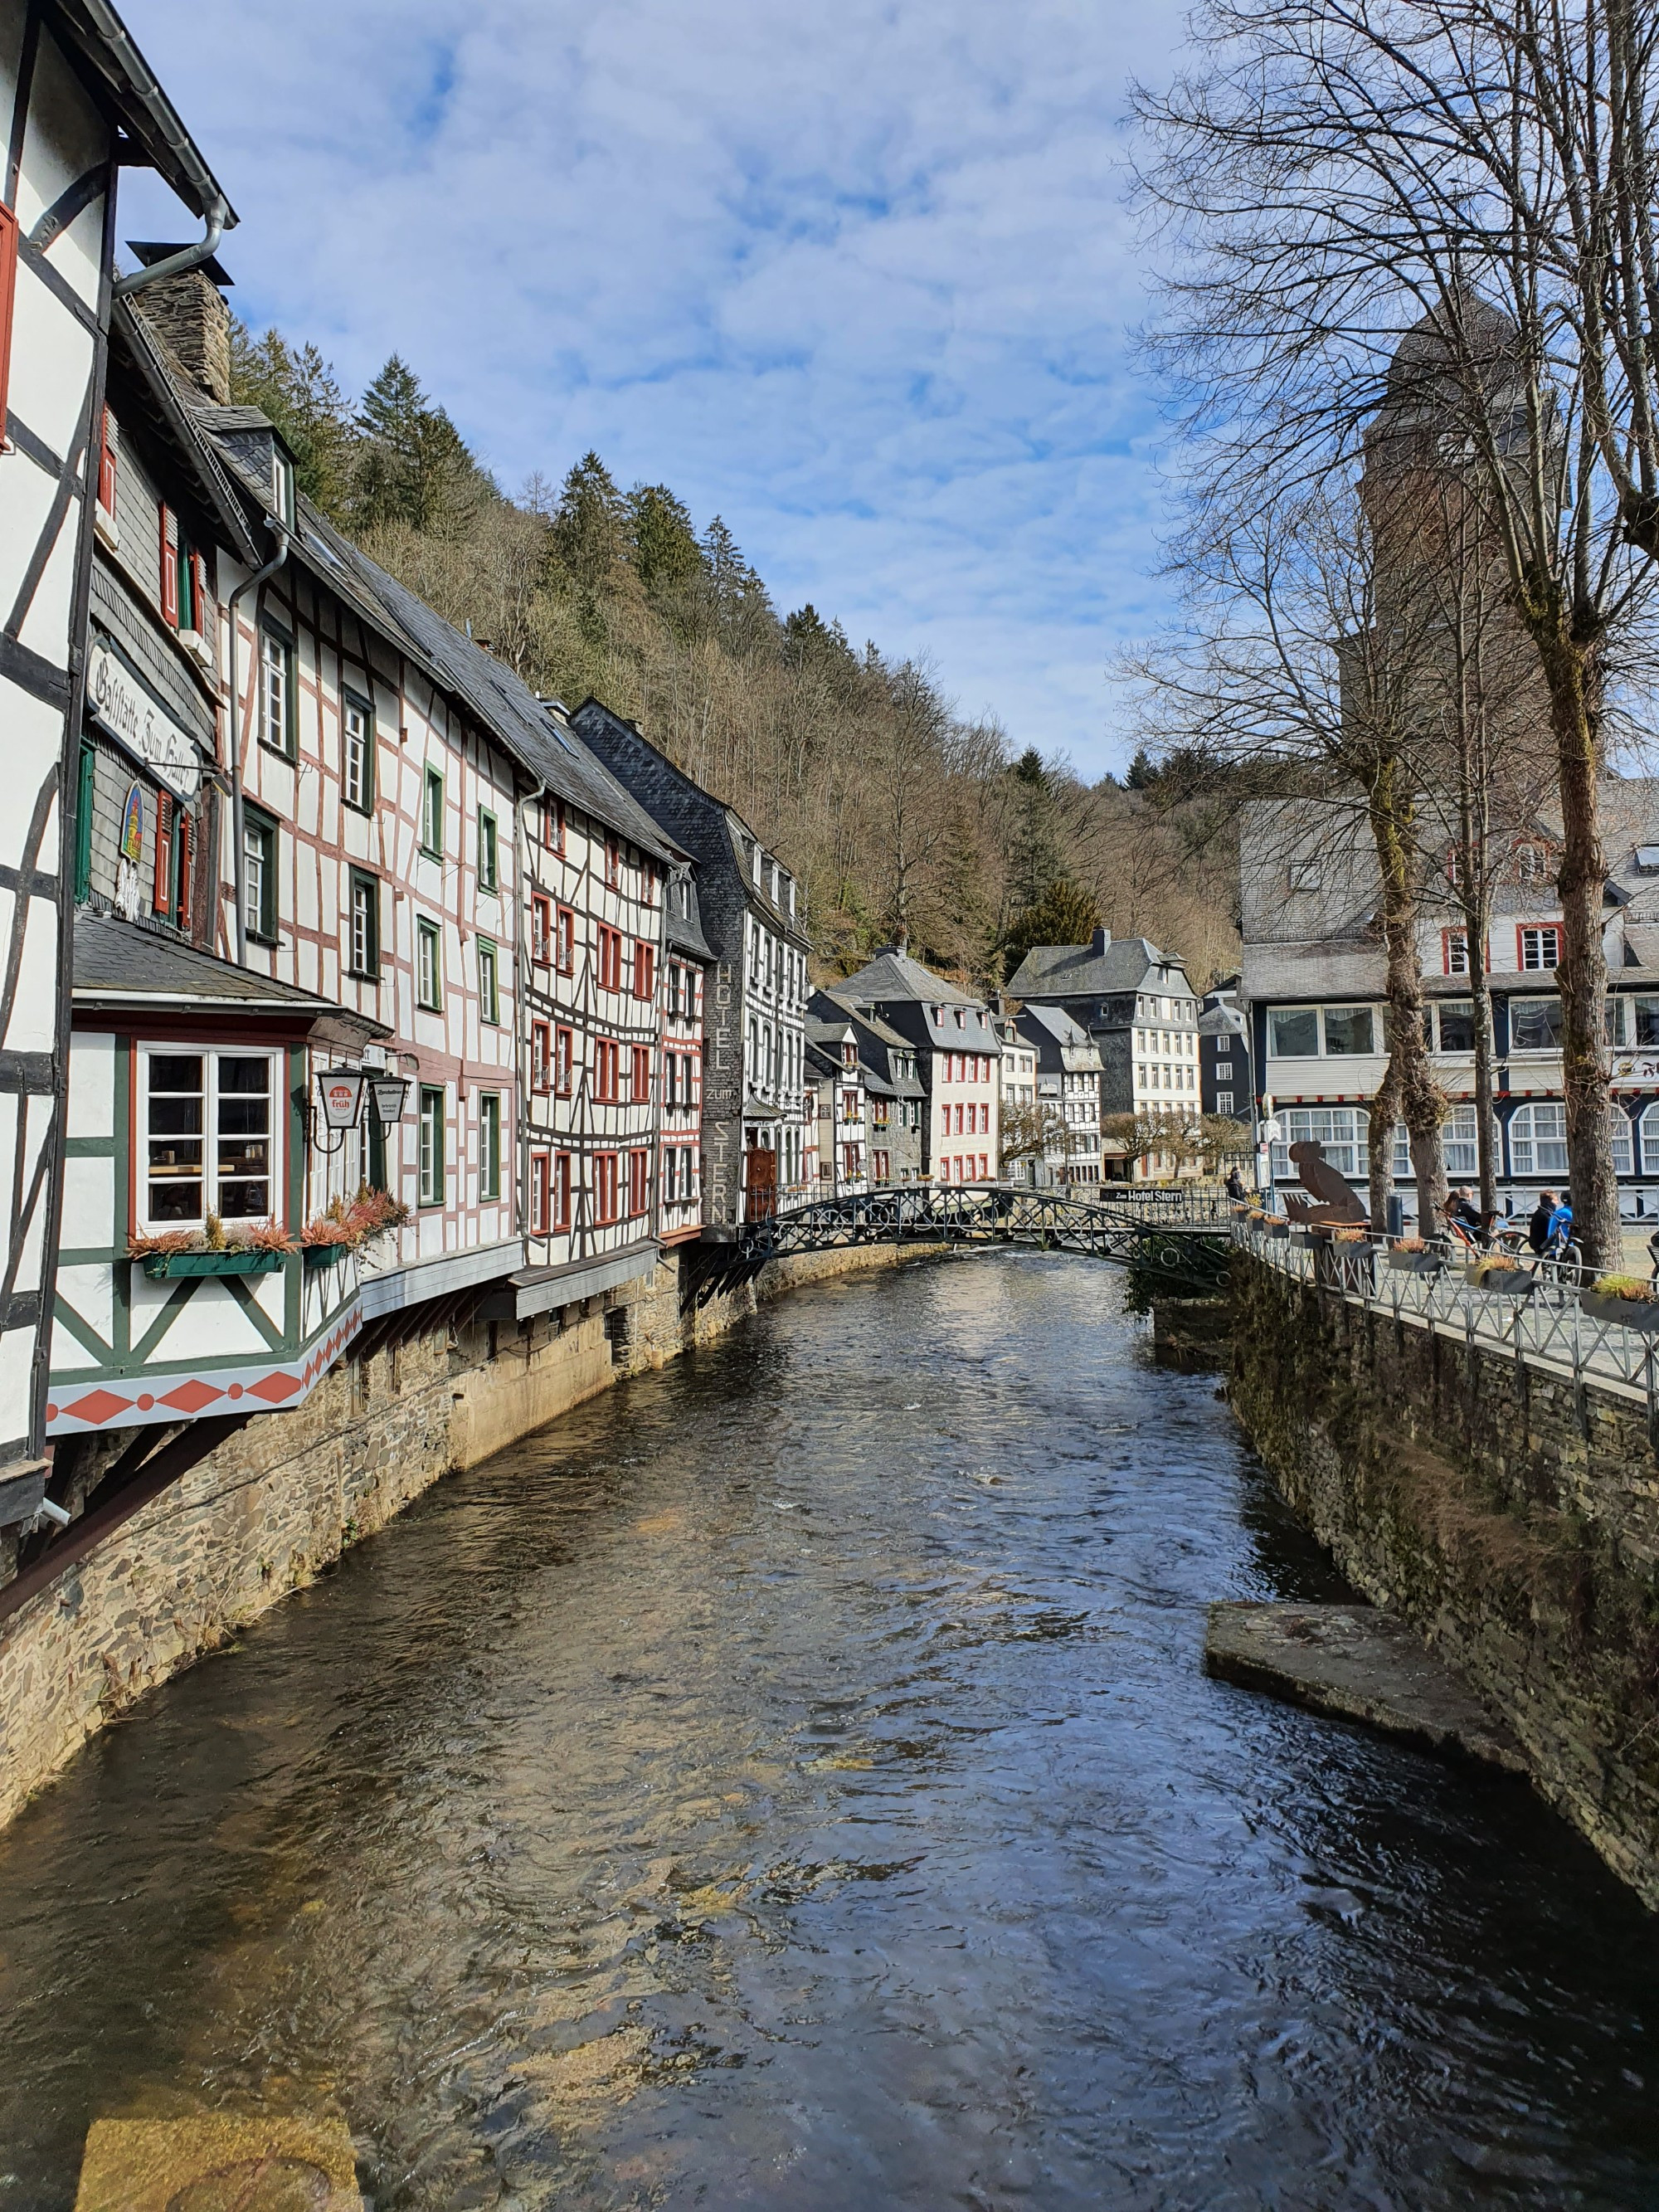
[0,0,236,1515]
[659,870,712,1246]
[572,698,811,1230]
[835,943,1001,1185]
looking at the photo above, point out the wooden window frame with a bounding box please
[628,1147,649,1217]
[542,794,565,853]
[633,940,654,1001]
[418,1084,446,1206]
[531,1018,552,1093]
[478,937,500,1025]
[595,1038,620,1103]
[531,894,552,965]
[159,507,180,627]
[137,1043,282,1235]
[97,408,117,514]
[478,1091,502,1201]
[595,1151,620,1225]
[1443,926,1469,976]
[529,1148,550,1235]
[259,627,295,758]
[555,1025,574,1096]
[554,1150,572,1230]
[421,766,445,859]
[0,200,17,446]
[243,805,278,943]
[416,916,443,1011]
[347,867,381,981]
[478,807,499,892]
[631,1045,651,1104]
[597,925,622,992]
[605,835,620,889]
[556,904,575,975]
[343,691,375,814]
[1518,923,1562,972]
[153,792,173,915]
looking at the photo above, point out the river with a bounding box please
[2,1251,1659,2209]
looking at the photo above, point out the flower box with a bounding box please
[1387,1248,1442,1274]
[1262,1220,1290,1239]
[302,1243,353,1270]
[1581,1289,1659,1334]
[1465,1264,1537,1297]
[140,1248,283,1281]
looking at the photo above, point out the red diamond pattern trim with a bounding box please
[160,1378,225,1415]
[62,1389,134,1425]
[247,1371,302,1404]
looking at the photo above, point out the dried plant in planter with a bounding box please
[1333,1228,1370,1244]
[1592,1274,1658,1303]
[126,1229,198,1259]
[1394,1236,1427,1253]
[236,1220,298,1254]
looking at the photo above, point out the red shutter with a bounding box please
[0,202,16,444]
[98,410,118,514]
[159,507,179,626]
[189,552,210,634]
[153,793,173,914]
[176,811,193,932]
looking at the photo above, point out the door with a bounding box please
[746,1144,777,1221]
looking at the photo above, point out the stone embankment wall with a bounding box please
[1230,1255,1659,1906]
[0,1240,937,1831]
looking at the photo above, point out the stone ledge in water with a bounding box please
[1204,1601,1528,1774]
[75,2113,361,2211]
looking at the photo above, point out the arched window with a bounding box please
[1507,1102,1568,1178]
[1639,1104,1659,1177]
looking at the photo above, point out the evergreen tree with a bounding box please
[1003,878,1104,979]
[625,483,703,595]
[552,452,628,592]
[353,355,488,535]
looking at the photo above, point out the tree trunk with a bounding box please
[1537,616,1621,1272]
[1368,763,1446,1227]
[1368,1055,1400,1230]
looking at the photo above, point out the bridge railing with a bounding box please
[767,1182,1233,1239]
[1236,1218,1659,1415]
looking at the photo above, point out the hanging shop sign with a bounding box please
[119,783,144,863]
[86,632,203,802]
[368,1076,410,1125]
[314,1068,367,1130]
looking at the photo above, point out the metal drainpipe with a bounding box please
[226,525,288,964]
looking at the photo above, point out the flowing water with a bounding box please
[2,1252,1659,2210]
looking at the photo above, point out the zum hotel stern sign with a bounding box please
[86,632,205,919]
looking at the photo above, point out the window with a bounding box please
[1443,928,1470,976]
[243,807,277,942]
[542,794,565,852]
[343,694,373,812]
[186,551,209,638]
[1508,997,1561,1052]
[631,1045,651,1103]
[421,767,444,856]
[530,1150,550,1234]
[477,938,499,1024]
[634,941,654,1000]
[597,926,623,992]
[1322,1006,1375,1055]
[1433,1000,1475,1054]
[1515,842,1550,884]
[556,905,575,974]
[532,894,552,964]
[595,1039,621,1102]
[1613,1107,1634,1177]
[1443,1104,1486,1177]
[663,1147,680,1204]
[1507,1101,1568,1177]
[1519,925,1561,972]
[532,1019,552,1092]
[606,836,620,889]
[273,449,296,527]
[1270,1105,1368,1181]
[1641,1104,1659,1177]
[159,507,180,627]
[1607,997,1632,1047]
[142,1050,275,1229]
[1638,998,1659,1049]
[555,1151,572,1230]
[347,869,380,979]
[260,629,294,756]
[555,1026,573,1095]
[1216,1092,1233,1115]
[97,409,117,515]
[418,1086,446,1204]
[1268,1006,1319,1058]
[595,1152,620,1224]
[479,1093,501,1200]
[152,794,173,918]
[478,809,499,891]
[416,918,442,1010]
[629,1148,649,1216]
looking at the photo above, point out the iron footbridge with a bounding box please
[699,1185,1235,1301]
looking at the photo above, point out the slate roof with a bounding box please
[1005,935,1181,999]
[810,989,925,1098]
[664,875,714,962]
[56,1,236,222]
[74,912,387,1040]
[836,946,979,1006]
[1014,1003,1102,1068]
[118,302,260,563]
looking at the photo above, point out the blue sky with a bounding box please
[119,1,1187,778]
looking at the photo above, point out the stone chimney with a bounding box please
[895,926,910,955]
[1091,925,1111,956]
[126,244,233,406]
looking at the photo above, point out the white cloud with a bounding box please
[119,0,1189,772]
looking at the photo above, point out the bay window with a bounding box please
[1507,1102,1568,1177]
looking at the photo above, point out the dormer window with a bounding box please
[752,844,762,888]
[1515,841,1550,884]
[273,450,295,527]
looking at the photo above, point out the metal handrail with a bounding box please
[1235,1220,1659,1415]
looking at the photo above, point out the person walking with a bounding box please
[1527,1191,1559,1255]
[1226,1166,1248,1203]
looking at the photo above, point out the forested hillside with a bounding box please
[231,327,1242,987]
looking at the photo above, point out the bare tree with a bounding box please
[1135,0,1659,1268]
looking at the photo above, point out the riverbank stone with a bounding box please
[74,2114,361,2212]
[1204,1601,1528,1773]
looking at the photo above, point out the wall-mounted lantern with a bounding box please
[369,1076,410,1127]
